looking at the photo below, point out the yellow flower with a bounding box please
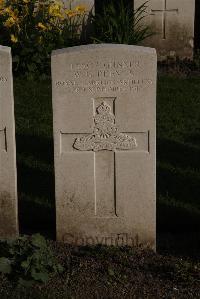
[65,9,77,18]
[75,5,86,14]
[49,3,63,18]
[10,34,18,43]
[5,6,12,15]
[23,0,30,3]
[4,16,16,28]
[38,36,43,44]
[37,22,47,31]
[0,0,5,8]
[0,1,5,11]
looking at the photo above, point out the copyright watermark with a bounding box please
[62,233,141,247]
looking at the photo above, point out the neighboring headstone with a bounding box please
[135,0,195,60]
[52,44,156,249]
[63,0,94,16]
[95,0,133,13]
[63,0,94,37]
[0,46,18,239]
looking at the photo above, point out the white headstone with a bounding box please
[63,0,94,13]
[135,0,195,60]
[0,46,18,239]
[62,0,94,36]
[52,44,156,249]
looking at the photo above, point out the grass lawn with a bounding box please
[2,75,198,297]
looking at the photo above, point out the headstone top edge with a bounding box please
[0,45,11,53]
[52,44,157,57]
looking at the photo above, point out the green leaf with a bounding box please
[9,248,15,255]
[13,55,20,63]
[27,63,37,72]
[18,278,34,287]
[31,269,49,282]
[108,268,115,276]
[0,257,12,274]
[56,264,64,273]
[31,234,46,248]
[21,260,30,269]
[0,234,62,284]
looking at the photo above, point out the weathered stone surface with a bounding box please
[0,46,18,239]
[63,0,94,14]
[135,0,195,60]
[52,44,156,249]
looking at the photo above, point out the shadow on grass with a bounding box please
[186,132,200,147]
[16,133,56,239]
[16,134,54,165]
[157,136,200,258]
[157,232,200,260]
[157,136,200,170]
[157,137,200,230]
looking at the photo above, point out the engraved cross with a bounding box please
[61,98,149,218]
[73,98,138,218]
[151,0,178,39]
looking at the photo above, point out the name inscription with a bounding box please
[55,59,153,94]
